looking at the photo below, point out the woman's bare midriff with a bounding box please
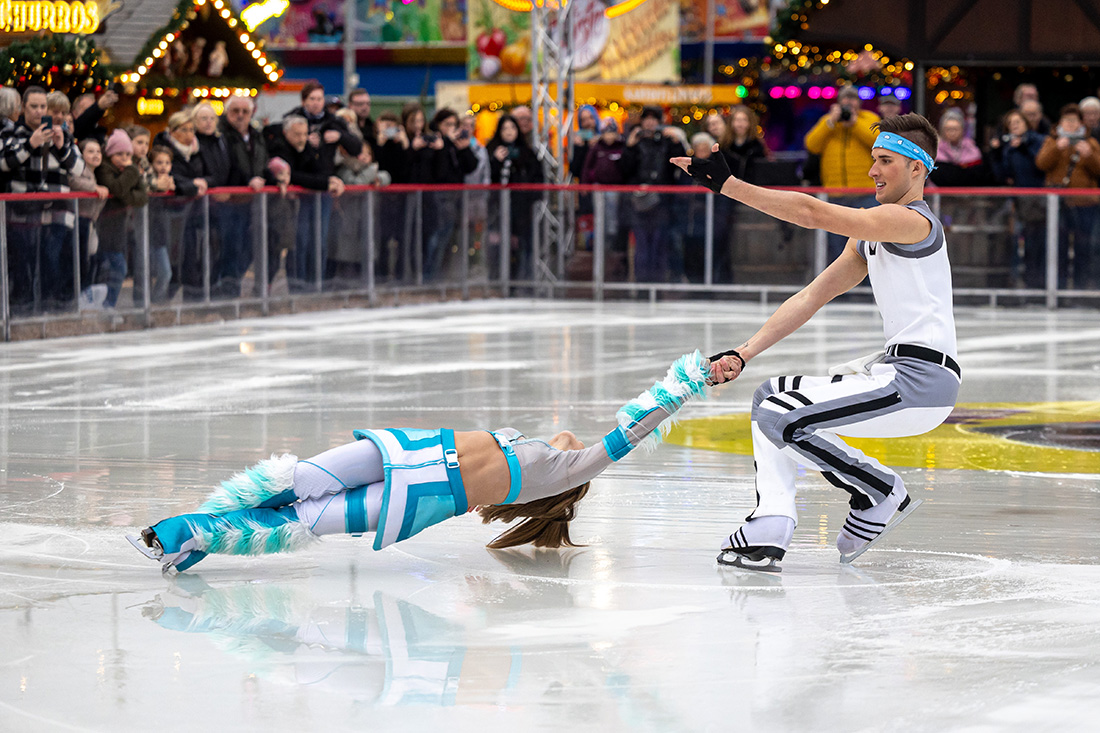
[454,430,511,507]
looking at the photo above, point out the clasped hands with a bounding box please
[706,349,745,386]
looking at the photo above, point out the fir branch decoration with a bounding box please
[0,36,111,94]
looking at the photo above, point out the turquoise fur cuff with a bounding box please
[614,351,709,453]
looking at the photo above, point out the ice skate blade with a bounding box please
[716,551,782,573]
[839,498,923,565]
[126,534,161,561]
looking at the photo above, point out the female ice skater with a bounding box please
[129,351,710,572]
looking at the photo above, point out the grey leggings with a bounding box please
[292,440,386,536]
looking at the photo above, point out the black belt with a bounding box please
[887,344,961,378]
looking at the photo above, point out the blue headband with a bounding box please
[873,132,936,177]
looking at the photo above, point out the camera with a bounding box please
[422,132,439,144]
[383,126,399,139]
[838,106,853,123]
[41,115,53,129]
[457,128,470,140]
[1001,134,1014,143]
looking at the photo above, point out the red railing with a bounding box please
[5,184,1100,202]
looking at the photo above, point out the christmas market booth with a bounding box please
[116,0,283,129]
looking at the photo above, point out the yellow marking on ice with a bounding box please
[666,402,1100,474]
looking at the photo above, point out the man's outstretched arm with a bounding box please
[671,147,930,245]
[711,241,869,384]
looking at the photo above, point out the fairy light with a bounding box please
[121,0,282,94]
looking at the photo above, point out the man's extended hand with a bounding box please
[671,144,732,194]
[706,349,745,385]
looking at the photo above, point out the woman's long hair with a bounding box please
[477,482,590,549]
[720,104,763,148]
[486,114,532,153]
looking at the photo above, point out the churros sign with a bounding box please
[0,0,100,33]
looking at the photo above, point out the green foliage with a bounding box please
[0,36,112,95]
[772,0,814,45]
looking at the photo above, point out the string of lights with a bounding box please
[119,0,282,97]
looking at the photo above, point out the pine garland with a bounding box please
[0,36,112,95]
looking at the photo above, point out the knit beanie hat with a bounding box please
[105,129,133,158]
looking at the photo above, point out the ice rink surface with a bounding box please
[1,299,1099,732]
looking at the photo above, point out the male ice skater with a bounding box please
[672,113,960,569]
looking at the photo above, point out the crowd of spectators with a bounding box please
[0,83,783,310]
[796,80,1100,289]
[924,83,1100,289]
[3,77,1100,314]
[0,81,413,312]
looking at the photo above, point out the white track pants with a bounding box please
[748,358,958,523]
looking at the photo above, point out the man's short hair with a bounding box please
[71,92,95,117]
[22,85,47,103]
[1013,83,1038,106]
[837,85,860,100]
[348,88,369,102]
[690,132,716,149]
[1080,96,1100,112]
[873,113,939,163]
[300,80,324,102]
[377,111,399,124]
[283,115,308,134]
[429,107,458,131]
[46,91,70,114]
[1058,103,1082,122]
[225,95,254,114]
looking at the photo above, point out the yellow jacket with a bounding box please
[804,109,881,189]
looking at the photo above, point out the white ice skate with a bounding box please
[717,516,795,573]
[126,527,175,574]
[838,494,923,564]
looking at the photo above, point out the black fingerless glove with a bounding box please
[686,152,732,194]
[708,349,745,371]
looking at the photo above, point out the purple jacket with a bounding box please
[582,140,626,184]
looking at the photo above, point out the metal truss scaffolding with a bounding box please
[529,0,575,289]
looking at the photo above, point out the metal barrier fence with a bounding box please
[2,183,1098,340]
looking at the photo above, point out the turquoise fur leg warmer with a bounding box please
[186,508,318,558]
[615,350,709,452]
[197,454,299,515]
